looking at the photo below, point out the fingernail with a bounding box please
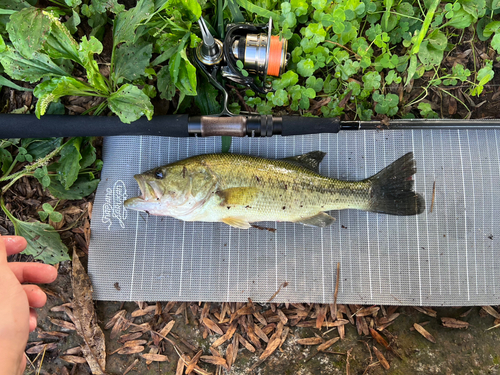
[3,236,27,253]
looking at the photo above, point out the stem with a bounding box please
[0,140,69,194]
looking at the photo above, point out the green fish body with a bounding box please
[124,152,425,229]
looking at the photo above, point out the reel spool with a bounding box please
[194,17,288,100]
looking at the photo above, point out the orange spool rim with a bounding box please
[267,35,284,77]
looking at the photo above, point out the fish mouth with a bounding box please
[124,175,164,209]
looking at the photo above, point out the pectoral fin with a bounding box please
[222,217,252,229]
[296,212,336,227]
[217,187,259,206]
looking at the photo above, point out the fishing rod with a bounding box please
[2,18,500,138]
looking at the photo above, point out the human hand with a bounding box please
[0,236,58,375]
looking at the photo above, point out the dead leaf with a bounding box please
[226,341,234,369]
[25,342,58,354]
[122,339,147,348]
[297,337,324,346]
[235,333,255,353]
[118,332,143,343]
[144,347,159,365]
[203,317,223,335]
[230,305,255,322]
[373,346,390,370]
[356,315,369,336]
[140,353,169,362]
[316,305,327,330]
[414,307,437,318]
[253,311,267,326]
[50,303,73,312]
[157,320,175,342]
[60,355,87,364]
[482,306,500,319]
[117,346,145,355]
[317,337,340,352]
[259,321,284,360]
[369,328,390,350]
[71,249,106,375]
[212,322,237,348]
[123,359,139,375]
[413,323,436,343]
[49,318,76,331]
[131,305,156,317]
[176,356,186,375]
[277,309,288,325]
[63,346,83,355]
[441,317,469,329]
[37,331,69,339]
[356,306,380,317]
[253,324,269,343]
[200,355,228,368]
[185,350,203,375]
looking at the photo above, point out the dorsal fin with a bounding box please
[283,151,326,173]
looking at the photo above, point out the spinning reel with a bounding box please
[193,17,288,116]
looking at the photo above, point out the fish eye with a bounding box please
[154,169,164,179]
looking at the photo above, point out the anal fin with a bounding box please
[222,217,252,229]
[296,212,336,228]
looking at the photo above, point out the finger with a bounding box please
[8,262,58,284]
[29,308,38,332]
[22,285,47,308]
[3,236,27,256]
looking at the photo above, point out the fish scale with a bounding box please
[124,152,425,229]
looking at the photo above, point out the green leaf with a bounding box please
[221,136,232,153]
[483,20,500,38]
[42,203,54,214]
[305,76,324,92]
[195,74,221,115]
[418,40,444,66]
[297,58,315,77]
[113,0,155,46]
[167,0,202,22]
[418,102,439,118]
[444,8,475,29]
[79,139,96,169]
[13,218,70,265]
[157,65,176,100]
[235,0,283,21]
[78,36,108,94]
[471,60,494,96]
[113,39,153,84]
[25,138,63,160]
[427,30,447,51]
[0,147,12,174]
[0,74,32,91]
[291,0,308,16]
[0,48,69,83]
[491,33,500,53]
[108,84,154,123]
[362,71,381,91]
[57,137,83,190]
[49,211,63,223]
[176,48,197,96]
[33,76,100,118]
[48,174,100,199]
[6,8,52,58]
[38,211,49,222]
[272,70,299,90]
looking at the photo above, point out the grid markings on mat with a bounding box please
[88,130,500,305]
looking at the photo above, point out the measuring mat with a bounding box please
[88,130,500,306]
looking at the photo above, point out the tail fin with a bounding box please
[366,152,425,216]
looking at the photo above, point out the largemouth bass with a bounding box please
[124,152,425,229]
